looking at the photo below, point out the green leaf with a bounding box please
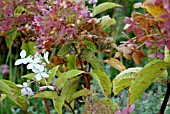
[47,65,59,84]
[32,91,58,99]
[100,15,116,30]
[90,70,112,97]
[99,98,118,111]
[21,73,35,79]
[83,52,103,70]
[84,40,100,53]
[57,43,70,58]
[0,94,6,102]
[5,28,18,48]
[56,70,84,87]
[67,54,77,70]
[129,60,169,105]
[21,41,36,56]
[0,80,27,110]
[71,88,94,102]
[93,2,122,16]
[61,77,80,102]
[113,67,142,95]
[164,46,170,63]
[154,70,168,82]
[14,6,26,17]
[53,97,64,114]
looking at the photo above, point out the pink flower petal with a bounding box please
[129,104,135,112]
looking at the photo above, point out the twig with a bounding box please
[159,81,170,114]
[43,98,50,114]
[73,44,89,89]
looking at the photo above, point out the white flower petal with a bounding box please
[15,59,22,65]
[20,50,26,58]
[32,67,40,73]
[34,57,41,63]
[22,58,28,64]
[21,88,27,96]
[44,51,50,64]
[47,86,55,90]
[26,56,33,63]
[23,82,28,87]
[35,64,40,69]
[39,65,44,72]
[27,63,34,69]
[41,72,49,78]
[16,84,24,88]
[39,86,47,91]
[27,88,34,96]
[35,73,42,81]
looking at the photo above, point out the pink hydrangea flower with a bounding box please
[116,104,135,114]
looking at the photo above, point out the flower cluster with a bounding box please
[0,64,9,75]
[123,0,170,60]
[15,50,50,81]
[31,0,91,51]
[116,104,135,114]
[0,0,34,32]
[16,82,34,96]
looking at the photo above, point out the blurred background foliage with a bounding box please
[0,0,170,114]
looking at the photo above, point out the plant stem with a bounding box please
[73,44,89,89]
[40,84,50,114]
[43,98,50,114]
[159,81,170,114]
[87,63,91,90]
[65,101,75,114]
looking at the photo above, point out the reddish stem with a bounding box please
[73,44,89,89]
[43,98,50,114]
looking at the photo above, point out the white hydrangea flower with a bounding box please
[39,86,55,91]
[34,65,49,81]
[16,82,34,96]
[26,57,41,70]
[15,50,28,65]
[44,51,50,64]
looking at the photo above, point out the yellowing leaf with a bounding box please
[103,58,126,71]
[71,88,94,101]
[140,3,167,22]
[21,73,36,79]
[90,70,112,97]
[154,70,168,83]
[100,15,116,30]
[113,67,142,95]
[32,91,58,99]
[0,80,27,110]
[53,97,64,114]
[0,94,6,102]
[93,2,122,16]
[164,46,170,63]
[56,70,84,87]
[129,60,169,105]
[99,98,118,111]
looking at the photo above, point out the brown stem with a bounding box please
[65,101,75,114]
[87,63,91,90]
[159,81,170,114]
[43,98,50,114]
[73,44,89,89]
[40,84,50,114]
